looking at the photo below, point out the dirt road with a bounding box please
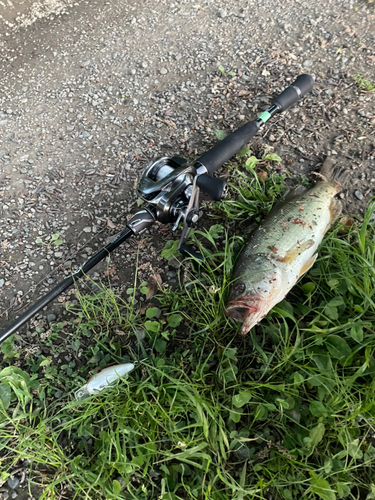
[0,0,374,334]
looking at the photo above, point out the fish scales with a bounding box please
[238,182,337,264]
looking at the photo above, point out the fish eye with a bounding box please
[235,283,246,294]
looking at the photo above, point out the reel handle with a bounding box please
[196,173,227,201]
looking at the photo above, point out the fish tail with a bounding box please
[318,157,351,192]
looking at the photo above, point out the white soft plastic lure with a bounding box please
[75,363,135,400]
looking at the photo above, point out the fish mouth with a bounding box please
[225,294,262,334]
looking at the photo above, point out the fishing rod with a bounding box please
[0,74,314,344]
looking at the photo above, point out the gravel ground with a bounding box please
[0,0,374,496]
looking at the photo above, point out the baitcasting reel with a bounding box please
[0,74,314,341]
[135,156,228,258]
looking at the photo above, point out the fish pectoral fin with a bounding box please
[298,253,318,278]
[282,239,315,263]
[329,198,343,224]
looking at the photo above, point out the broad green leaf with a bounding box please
[146,307,161,319]
[132,454,145,467]
[221,347,238,361]
[229,408,243,423]
[214,129,227,141]
[309,423,325,448]
[336,482,351,499]
[325,335,351,361]
[1,336,17,356]
[323,457,332,474]
[144,321,160,333]
[350,324,364,343]
[324,304,338,320]
[281,490,293,500]
[161,240,179,260]
[236,145,250,157]
[254,404,268,421]
[264,153,282,162]
[154,339,167,354]
[245,156,260,171]
[309,401,328,418]
[263,403,277,411]
[312,354,333,372]
[232,390,252,408]
[112,480,122,495]
[140,286,149,295]
[347,439,363,459]
[208,224,224,239]
[328,297,345,307]
[327,279,339,290]
[39,358,52,367]
[276,398,290,410]
[365,443,375,458]
[324,297,345,320]
[168,314,183,328]
[302,282,315,295]
[310,474,336,500]
[293,372,304,387]
[0,384,11,409]
[0,472,10,482]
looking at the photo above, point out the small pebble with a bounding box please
[47,314,56,322]
[303,60,313,67]
[7,476,20,489]
[354,190,364,201]
[160,68,168,75]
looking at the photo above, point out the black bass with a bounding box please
[225,159,347,334]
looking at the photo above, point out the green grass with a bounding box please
[1,162,375,500]
[354,74,375,92]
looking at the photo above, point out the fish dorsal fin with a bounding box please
[282,239,315,263]
[298,253,318,278]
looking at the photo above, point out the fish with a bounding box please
[225,158,348,334]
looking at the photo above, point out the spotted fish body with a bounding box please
[225,160,344,334]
